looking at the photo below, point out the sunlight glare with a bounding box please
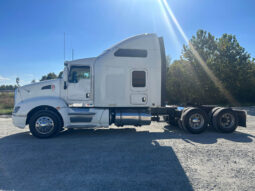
[157,0,182,52]
[159,0,238,105]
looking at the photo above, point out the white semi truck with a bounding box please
[12,34,246,138]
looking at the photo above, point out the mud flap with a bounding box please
[234,110,246,127]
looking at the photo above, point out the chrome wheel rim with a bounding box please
[35,116,54,134]
[188,113,204,129]
[220,113,235,128]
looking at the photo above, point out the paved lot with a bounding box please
[0,107,255,191]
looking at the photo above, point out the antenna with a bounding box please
[72,49,74,60]
[64,32,66,61]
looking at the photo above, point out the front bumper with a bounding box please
[12,114,26,129]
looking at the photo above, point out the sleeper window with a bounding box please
[114,49,147,58]
[132,71,146,87]
[69,66,90,83]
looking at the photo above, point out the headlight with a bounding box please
[13,106,20,114]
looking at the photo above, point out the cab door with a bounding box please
[130,70,148,105]
[67,65,92,104]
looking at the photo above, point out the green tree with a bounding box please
[58,71,63,78]
[166,30,255,105]
[0,85,17,90]
[182,30,225,104]
[214,34,255,103]
[40,73,57,81]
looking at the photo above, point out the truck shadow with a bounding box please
[163,125,254,144]
[0,126,254,191]
[0,128,194,191]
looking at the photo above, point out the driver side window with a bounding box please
[68,66,90,83]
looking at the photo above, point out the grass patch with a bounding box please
[0,108,13,115]
[0,92,14,115]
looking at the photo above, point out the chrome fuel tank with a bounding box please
[114,109,151,126]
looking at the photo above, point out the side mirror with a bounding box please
[63,66,68,89]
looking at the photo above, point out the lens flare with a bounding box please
[159,0,238,105]
[157,0,182,52]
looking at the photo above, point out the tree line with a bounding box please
[0,85,18,91]
[166,30,255,106]
[0,72,62,90]
[38,72,62,82]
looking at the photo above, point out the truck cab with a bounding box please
[12,33,246,138]
[12,34,166,138]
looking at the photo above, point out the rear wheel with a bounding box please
[181,108,209,134]
[212,108,237,133]
[29,110,61,138]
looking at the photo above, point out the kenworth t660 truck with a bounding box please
[12,34,246,138]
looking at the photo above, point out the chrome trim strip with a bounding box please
[66,125,97,128]
[68,112,95,116]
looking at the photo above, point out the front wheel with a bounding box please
[29,110,61,138]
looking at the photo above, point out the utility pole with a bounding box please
[64,32,66,61]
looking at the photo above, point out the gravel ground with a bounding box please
[0,107,255,191]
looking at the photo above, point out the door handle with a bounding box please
[142,97,146,102]
[86,93,90,98]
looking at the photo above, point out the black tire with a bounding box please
[212,108,237,133]
[180,107,194,130]
[211,107,222,113]
[182,107,193,114]
[210,107,222,118]
[181,108,209,134]
[208,107,222,127]
[29,110,61,138]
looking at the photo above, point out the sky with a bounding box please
[0,0,255,85]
